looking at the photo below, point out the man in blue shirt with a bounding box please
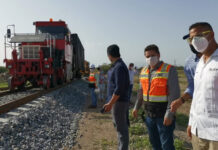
[171,35,201,112]
[104,44,130,150]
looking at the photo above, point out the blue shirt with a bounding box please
[184,54,200,97]
[107,58,130,102]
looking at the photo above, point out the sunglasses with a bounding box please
[187,30,211,44]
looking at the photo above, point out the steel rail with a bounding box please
[0,82,72,115]
[0,86,33,97]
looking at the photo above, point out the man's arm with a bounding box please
[134,86,143,110]
[164,66,180,123]
[183,65,194,98]
[171,65,193,112]
[104,94,120,112]
[132,85,143,118]
[187,114,193,139]
[104,67,126,112]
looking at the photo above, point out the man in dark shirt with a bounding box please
[104,44,130,150]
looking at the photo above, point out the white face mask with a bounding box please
[191,36,209,53]
[146,56,159,67]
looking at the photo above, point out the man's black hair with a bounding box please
[189,22,213,31]
[144,44,160,54]
[129,63,134,67]
[107,44,120,58]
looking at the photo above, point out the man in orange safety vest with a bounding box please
[88,64,98,108]
[132,44,180,150]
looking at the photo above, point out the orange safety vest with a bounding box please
[140,63,171,102]
[88,73,96,86]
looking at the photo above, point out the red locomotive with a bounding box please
[4,19,85,91]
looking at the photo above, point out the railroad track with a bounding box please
[0,82,73,115]
[0,86,34,97]
[0,87,9,91]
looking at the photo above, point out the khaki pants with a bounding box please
[192,134,218,150]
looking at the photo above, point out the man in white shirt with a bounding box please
[187,22,218,150]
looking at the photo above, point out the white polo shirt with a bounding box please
[189,48,218,141]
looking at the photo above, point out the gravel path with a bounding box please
[0,80,89,150]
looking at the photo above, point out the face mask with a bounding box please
[191,36,209,53]
[189,45,200,55]
[146,56,159,67]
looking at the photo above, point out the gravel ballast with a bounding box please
[0,80,89,150]
[0,88,41,106]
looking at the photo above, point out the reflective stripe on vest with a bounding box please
[140,63,171,102]
[89,73,96,84]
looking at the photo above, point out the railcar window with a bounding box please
[36,26,68,39]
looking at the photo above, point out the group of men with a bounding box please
[88,22,218,150]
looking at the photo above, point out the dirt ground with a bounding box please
[72,94,192,150]
[72,95,117,150]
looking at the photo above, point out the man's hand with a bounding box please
[132,109,138,118]
[187,125,192,139]
[170,98,183,112]
[163,117,172,126]
[103,103,113,112]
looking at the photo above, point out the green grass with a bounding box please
[100,138,117,150]
[129,123,147,135]
[129,108,144,124]
[129,108,151,149]
[0,82,8,88]
[132,75,140,96]
[176,113,189,127]
[130,136,152,150]
[174,138,185,150]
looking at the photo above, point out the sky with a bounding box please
[0,0,217,67]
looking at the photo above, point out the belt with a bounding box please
[144,103,167,118]
[147,110,165,118]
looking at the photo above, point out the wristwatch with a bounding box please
[180,97,185,103]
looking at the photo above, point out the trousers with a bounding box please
[145,117,175,150]
[112,101,129,150]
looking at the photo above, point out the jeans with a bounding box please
[112,101,129,150]
[90,88,97,106]
[145,117,175,150]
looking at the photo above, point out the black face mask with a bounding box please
[189,45,200,55]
